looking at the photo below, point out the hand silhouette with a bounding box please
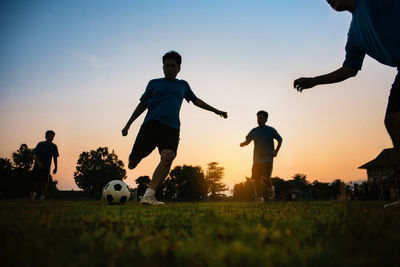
[293,77,315,92]
[122,127,129,136]
[217,111,228,118]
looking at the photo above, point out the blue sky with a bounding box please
[0,0,396,190]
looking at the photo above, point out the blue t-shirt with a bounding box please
[33,141,59,172]
[140,78,198,130]
[343,0,400,70]
[247,126,282,163]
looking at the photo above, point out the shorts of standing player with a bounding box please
[31,166,50,183]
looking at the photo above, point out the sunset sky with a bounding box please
[0,0,396,191]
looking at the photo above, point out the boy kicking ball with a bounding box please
[122,51,227,205]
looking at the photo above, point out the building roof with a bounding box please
[359,148,400,169]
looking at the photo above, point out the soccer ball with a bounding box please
[102,180,130,204]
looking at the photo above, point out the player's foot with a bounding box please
[128,158,137,170]
[40,195,45,200]
[140,195,165,206]
[384,200,400,208]
[256,196,264,203]
[30,192,37,200]
[267,187,275,200]
[128,161,135,169]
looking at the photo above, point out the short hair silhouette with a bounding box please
[163,51,182,67]
[257,110,268,119]
[46,130,55,136]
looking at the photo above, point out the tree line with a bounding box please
[1,144,370,201]
[233,174,361,201]
[73,146,227,200]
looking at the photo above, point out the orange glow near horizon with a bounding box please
[0,1,397,191]
[1,83,393,192]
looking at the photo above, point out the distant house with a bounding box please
[383,171,400,200]
[359,148,400,200]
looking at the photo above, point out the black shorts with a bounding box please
[386,68,400,115]
[129,120,180,162]
[31,166,50,183]
[251,162,273,181]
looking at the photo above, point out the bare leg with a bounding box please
[149,149,176,190]
[255,177,266,200]
[264,163,274,200]
[30,182,37,200]
[385,111,400,156]
[40,181,48,200]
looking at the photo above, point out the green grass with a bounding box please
[1,200,399,267]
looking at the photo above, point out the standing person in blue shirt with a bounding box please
[122,51,228,205]
[30,130,59,200]
[240,111,282,202]
[294,0,400,158]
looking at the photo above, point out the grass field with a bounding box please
[1,200,399,267]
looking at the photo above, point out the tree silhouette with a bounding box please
[74,147,126,194]
[290,173,310,190]
[0,158,13,195]
[311,180,331,200]
[205,162,227,200]
[158,175,177,200]
[271,177,290,200]
[11,144,34,196]
[0,158,13,172]
[328,179,344,199]
[284,174,311,200]
[12,144,33,170]
[166,165,207,201]
[232,177,254,201]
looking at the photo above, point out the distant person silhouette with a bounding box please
[122,51,227,205]
[294,0,400,158]
[30,130,59,200]
[240,111,282,202]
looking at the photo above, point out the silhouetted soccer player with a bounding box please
[122,51,227,205]
[240,111,282,202]
[30,130,59,200]
[294,0,400,159]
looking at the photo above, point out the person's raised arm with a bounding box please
[122,102,147,136]
[193,98,228,118]
[294,66,358,92]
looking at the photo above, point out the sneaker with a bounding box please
[140,195,165,206]
[40,195,45,200]
[256,196,265,203]
[384,200,400,208]
[267,186,275,200]
[30,192,37,200]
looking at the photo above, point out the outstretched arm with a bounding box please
[240,137,251,147]
[193,98,228,118]
[122,102,147,136]
[294,66,358,92]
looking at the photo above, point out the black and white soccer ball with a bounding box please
[102,180,130,205]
